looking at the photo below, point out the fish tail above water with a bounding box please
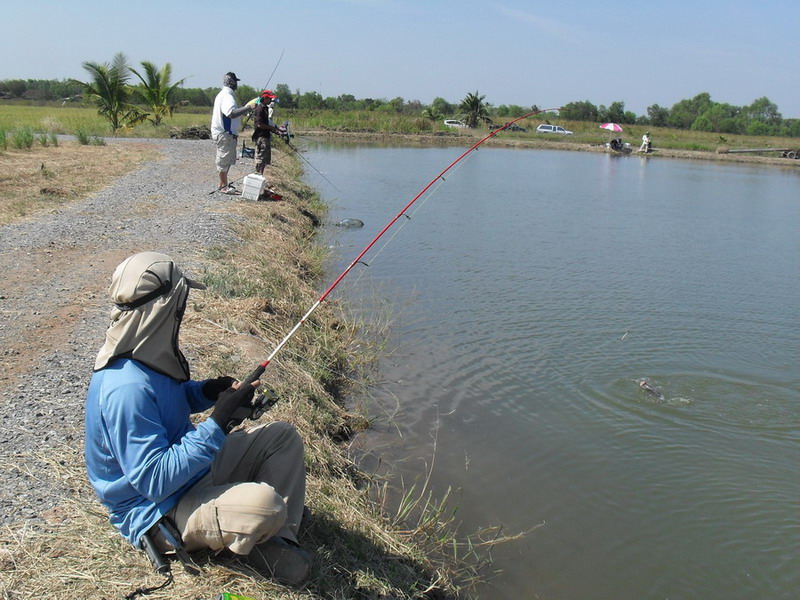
[639,378,665,400]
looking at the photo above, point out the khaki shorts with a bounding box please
[168,422,306,555]
[214,132,238,172]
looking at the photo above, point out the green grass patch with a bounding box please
[0,104,211,138]
[11,125,34,149]
[295,109,443,134]
[3,103,797,157]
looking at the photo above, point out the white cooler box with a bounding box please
[241,174,267,200]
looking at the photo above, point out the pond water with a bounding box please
[302,141,800,600]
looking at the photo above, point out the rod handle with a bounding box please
[140,533,170,575]
[240,364,265,388]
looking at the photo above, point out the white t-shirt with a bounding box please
[211,87,241,137]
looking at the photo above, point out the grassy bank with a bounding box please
[0,141,501,598]
[288,109,800,156]
[3,104,799,157]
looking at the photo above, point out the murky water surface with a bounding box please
[303,141,800,599]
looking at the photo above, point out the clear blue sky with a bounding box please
[3,0,798,118]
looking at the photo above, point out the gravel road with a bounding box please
[0,138,258,526]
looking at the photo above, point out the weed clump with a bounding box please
[75,128,105,145]
[12,126,34,149]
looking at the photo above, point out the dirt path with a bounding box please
[0,138,251,525]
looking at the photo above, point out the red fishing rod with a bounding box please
[240,107,562,412]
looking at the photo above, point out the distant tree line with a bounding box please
[561,93,800,137]
[0,78,84,101]
[3,73,798,137]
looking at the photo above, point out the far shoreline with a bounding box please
[298,129,800,170]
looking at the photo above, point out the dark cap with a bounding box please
[223,72,241,88]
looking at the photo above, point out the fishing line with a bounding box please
[284,139,342,192]
[344,150,475,290]
[263,48,285,90]
[241,48,286,129]
[240,108,562,390]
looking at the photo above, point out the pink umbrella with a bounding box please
[599,122,623,132]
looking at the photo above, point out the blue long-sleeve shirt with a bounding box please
[84,358,226,546]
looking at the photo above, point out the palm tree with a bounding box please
[421,107,443,125]
[458,90,491,128]
[131,61,186,125]
[76,53,146,132]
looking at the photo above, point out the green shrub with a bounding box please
[76,128,105,146]
[0,127,6,150]
[12,126,34,149]
[38,133,50,147]
[49,132,58,147]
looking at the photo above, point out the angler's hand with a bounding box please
[202,376,236,402]
[210,380,261,434]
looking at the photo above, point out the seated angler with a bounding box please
[84,252,311,586]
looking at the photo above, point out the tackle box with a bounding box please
[241,174,267,200]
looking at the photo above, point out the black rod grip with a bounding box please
[140,533,170,575]
[240,364,265,388]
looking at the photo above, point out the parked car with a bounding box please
[536,124,573,135]
[444,119,466,128]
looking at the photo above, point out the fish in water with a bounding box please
[336,218,364,228]
[639,379,665,401]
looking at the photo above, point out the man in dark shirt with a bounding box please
[252,89,280,177]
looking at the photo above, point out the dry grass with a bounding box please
[0,140,505,599]
[0,141,159,225]
[0,104,210,138]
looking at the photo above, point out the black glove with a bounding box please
[202,376,236,402]
[210,383,258,434]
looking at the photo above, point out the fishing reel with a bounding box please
[228,381,279,427]
[249,385,280,420]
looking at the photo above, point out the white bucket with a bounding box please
[241,174,266,200]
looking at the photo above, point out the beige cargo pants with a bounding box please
[167,421,306,556]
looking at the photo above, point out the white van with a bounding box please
[536,124,573,135]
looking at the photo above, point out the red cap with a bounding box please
[260,89,277,100]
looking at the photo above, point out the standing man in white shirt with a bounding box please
[211,72,256,194]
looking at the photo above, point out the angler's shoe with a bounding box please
[244,537,311,585]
